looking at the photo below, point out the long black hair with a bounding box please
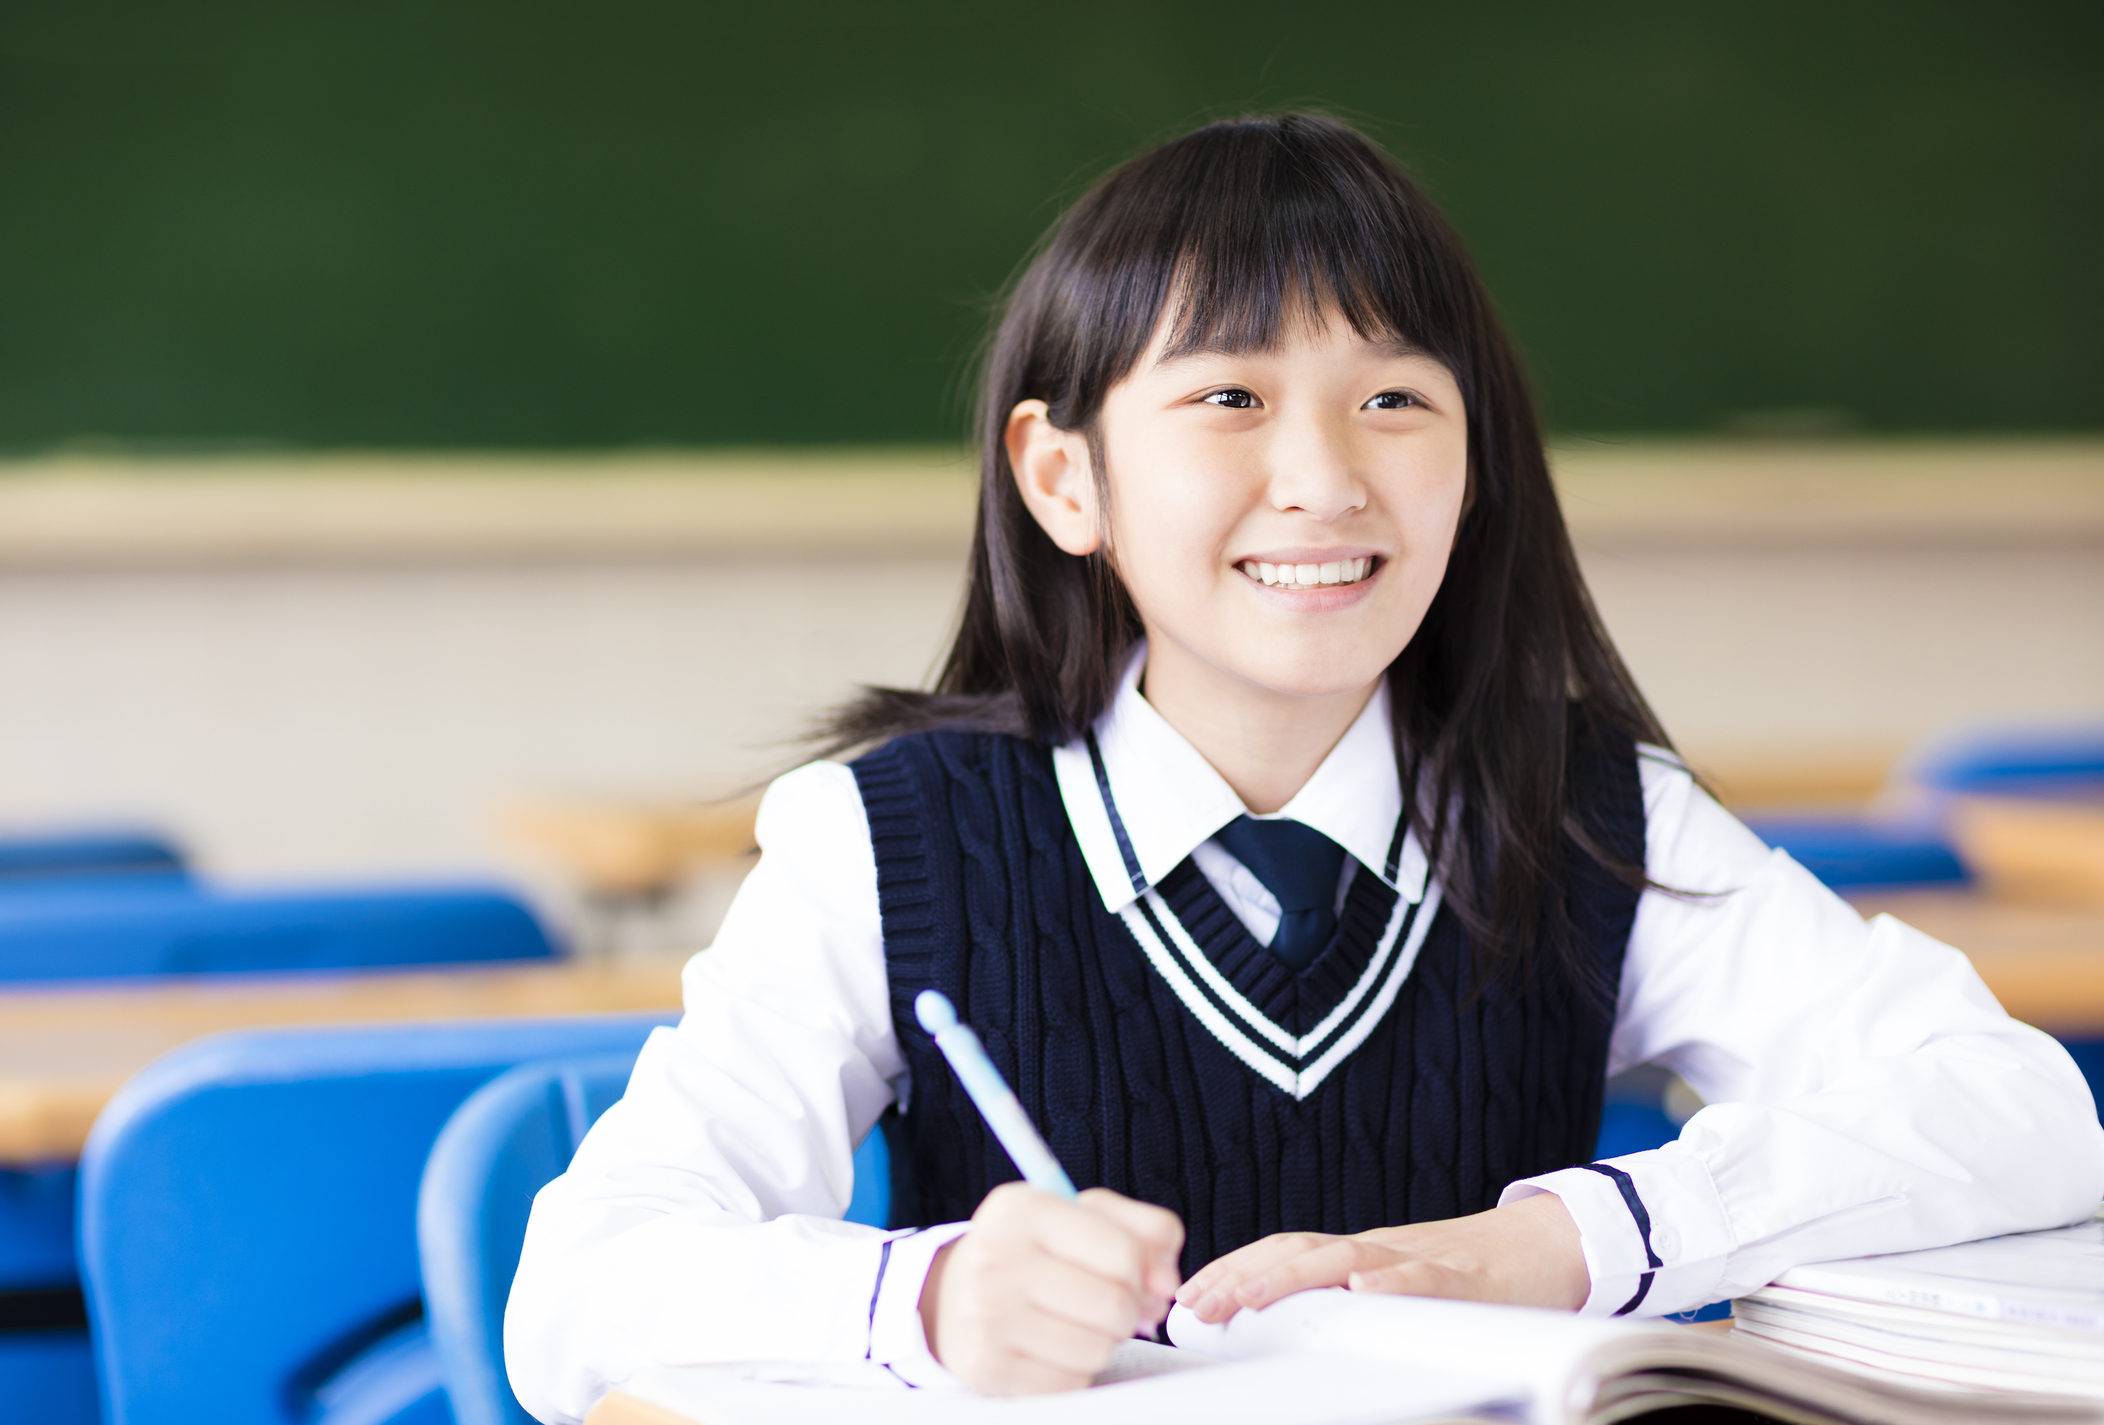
[823,113,1671,990]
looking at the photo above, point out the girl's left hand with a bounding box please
[1174,1191,1590,1323]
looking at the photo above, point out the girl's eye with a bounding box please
[1364,390,1420,411]
[1201,388,1257,409]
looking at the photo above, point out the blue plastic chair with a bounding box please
[0,828,185,883]
[1904,725,2104,799]
[1736,723,2104,895]
[78,1014,677,1425]
[417,1052,892,1425]
[1736,814,1969,891]
[0,1325,100,1424]
[0,880,568,1422]
[0,881,556,982]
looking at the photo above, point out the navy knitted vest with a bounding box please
[852,728,1643,1275]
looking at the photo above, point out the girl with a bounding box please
[506,114,2103,1419]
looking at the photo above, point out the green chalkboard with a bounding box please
[0,0,2097,447]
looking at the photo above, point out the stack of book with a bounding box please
[1734,1209,2104,1402]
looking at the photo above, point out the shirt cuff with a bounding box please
[1500,1143,1734,1317]
[865,1222,972,1388]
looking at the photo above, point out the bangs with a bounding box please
[1033,113,1471,428]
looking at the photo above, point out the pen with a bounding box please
[914,989,1078,1199]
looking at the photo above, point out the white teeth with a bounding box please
[1240,557,1376,589]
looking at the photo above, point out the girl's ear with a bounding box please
[1006,399,1102,556]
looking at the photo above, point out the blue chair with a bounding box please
[0,828,184,883]
[1594,1063,1684,1161]
[417,1053,892,1425]
[0,881,567,1421]
[1736,814,1969,892]
[1905,725,2104,799]
[78,1014,677,1425]
[0,882,556,982]
[0,1323,99,1424]
[1738,723,2104,895]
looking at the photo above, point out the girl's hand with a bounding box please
[921,1183,1185,1395]
[1174,1192,1588,1323]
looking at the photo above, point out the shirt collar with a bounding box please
[1051,644,1428,915]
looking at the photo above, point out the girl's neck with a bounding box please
[1137,643,1381,815]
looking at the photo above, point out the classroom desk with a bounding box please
[2,890,2096,1167]
[1847,889,2104,1036]
[585,1394,688,1425]
[0,954,687,1164]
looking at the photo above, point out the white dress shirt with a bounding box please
[506,658,2104,1425]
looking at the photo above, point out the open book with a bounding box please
[595,1224,2104,1425]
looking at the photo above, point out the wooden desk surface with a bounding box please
[3,890,2097,1167]
[0,954,687,1165]
[1847,890,2104,1036]
[586,1394,691,1425]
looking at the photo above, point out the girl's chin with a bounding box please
[1215,649,1399,704]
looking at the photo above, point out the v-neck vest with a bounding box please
[852,728,1644,1275]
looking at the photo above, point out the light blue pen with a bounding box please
[914,989,1078,1199]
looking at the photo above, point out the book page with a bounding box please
[1167,1287,1658,1418]
[616,1348,1520,1425]
[1771,1218,2104,1330]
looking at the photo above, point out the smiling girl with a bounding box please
[505,114,2103,1420]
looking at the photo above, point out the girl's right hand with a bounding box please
[919,1182,1185,1395]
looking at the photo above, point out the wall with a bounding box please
[1,444,2096,948]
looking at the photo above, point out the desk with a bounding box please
[4,892,2096,1166]
[1847,890,2104,1036]
[0,954,687,1164]
[587,1395,689,1425]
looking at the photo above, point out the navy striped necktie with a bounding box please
[1212,816,1347,971]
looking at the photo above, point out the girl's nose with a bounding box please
[1265,418,1365,522]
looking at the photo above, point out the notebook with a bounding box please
[600,1263,2104,1425]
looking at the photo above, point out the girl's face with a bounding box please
[1012,305,1470,714]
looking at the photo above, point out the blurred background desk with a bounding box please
[1847,892,2104,1037]
[0,956,686,1165]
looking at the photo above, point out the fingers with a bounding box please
[1076,1188,1185,1301]
[981,1185,1181,1314]
[1006,1298,1130,1377]
[934,1184,1191,1395]
[1021,1253,1150,1340]
[1178,1232,1341,1321]
[1225,1236,1369,1310]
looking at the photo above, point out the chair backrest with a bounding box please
[1903,724,2104,798]
[417,1052,892,1425]
[0,827,185,881]
[1736,814,1969,890]
[0,882,555,981]
[78,1013,675,1425]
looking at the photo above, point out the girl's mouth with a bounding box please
[1236,556,1375,590]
